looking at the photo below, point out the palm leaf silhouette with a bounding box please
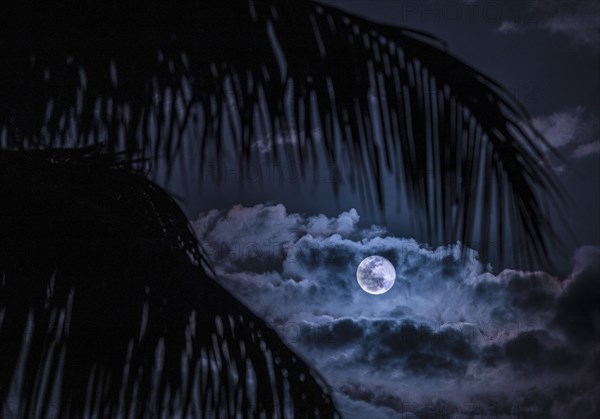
[0,0,565,268]
[0,147,339,418]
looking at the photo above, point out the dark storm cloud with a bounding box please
[192,204,600,418]
[554,246,600,345]
[300,317,476,376]
[505,330,579,371]
[469,269,561,325]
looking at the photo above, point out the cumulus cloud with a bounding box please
[192,204,600,418]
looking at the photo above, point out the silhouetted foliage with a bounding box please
[0,0,565,267]
[0,147,340,417]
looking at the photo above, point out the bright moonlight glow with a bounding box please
[356,256,396,294]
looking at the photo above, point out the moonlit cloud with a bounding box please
[495,21,522,34]
[533,107,584,148]
[573,141,600,159]
[531,0,600,51]
[530,106,600,170]
[493,0,600,52]
[193,204,600,418]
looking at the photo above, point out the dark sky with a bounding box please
[164,0,600,275]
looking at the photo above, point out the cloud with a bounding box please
[573,141,600,159]
[530,106,600,166]
[493,0,599,52]
[531,0,600,51]
[252,130,298,153]
[192,204,600,418]
[533,107,587,149]
[495,21,523,34]
[251,127,324,153]
[554,246,600,345]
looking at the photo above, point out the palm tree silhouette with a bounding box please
[1,1,565,417]
[1,146,339,418]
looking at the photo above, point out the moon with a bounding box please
[356,256,396,294]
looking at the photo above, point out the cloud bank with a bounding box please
[193,204,600,418]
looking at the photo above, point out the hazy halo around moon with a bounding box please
[356,255,396,295]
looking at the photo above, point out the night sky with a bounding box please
[162,1,600,417]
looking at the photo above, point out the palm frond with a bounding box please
[0,0,565,267]
[0,148,340,418]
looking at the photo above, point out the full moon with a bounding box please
[356,256,396,294]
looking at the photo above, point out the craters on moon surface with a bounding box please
[356,255,396,295]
